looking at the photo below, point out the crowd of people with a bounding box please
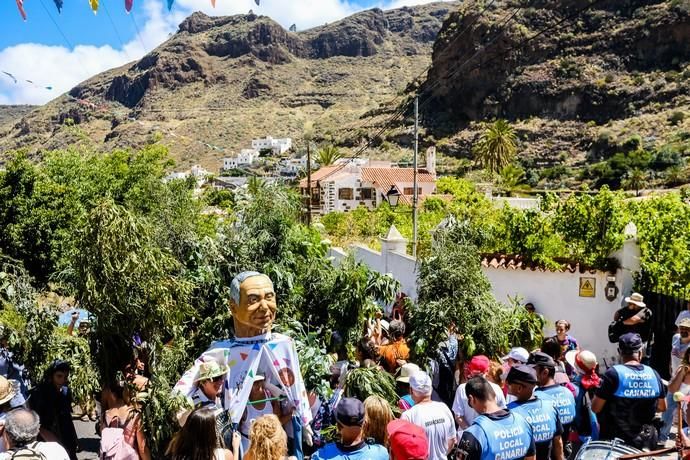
[0,289,689,460]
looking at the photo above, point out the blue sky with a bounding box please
[1,0,448,105]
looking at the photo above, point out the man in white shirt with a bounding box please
[0,408,70,460]
[402,371,456,460]
[661,317,690,441]
[452,355,506,437]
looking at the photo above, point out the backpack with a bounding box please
[100,415,140,460]
[9,442,46,460]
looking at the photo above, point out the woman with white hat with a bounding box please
[565,350,601,445]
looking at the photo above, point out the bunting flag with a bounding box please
[125,0,133,12]
[167,0,174,10]
[210,0,215,7]
[255,0,260,5]
[53,0,63,13]
[16,0,27,21]
[89,0,98,14]
[2,71,18,84]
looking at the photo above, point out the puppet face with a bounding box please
[231,275,277,336]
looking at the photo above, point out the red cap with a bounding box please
[387,419,429,460]
[467,355,490,376]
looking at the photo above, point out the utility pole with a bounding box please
[306,140,312,226]
[412,96,418,258]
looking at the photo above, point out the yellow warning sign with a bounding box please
[579,277,596,297]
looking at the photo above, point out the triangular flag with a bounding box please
[125,0,133,12]
[53,0,63,13]
[268,343,278,350]
[210,0,215,7]
[252,343,261,351]
[273,360,280,367]
[248,369,254,378]
[283,358,291,365]
[240,352,248,361]
[89,0,98,14]
[16,0,27,21]
[228,359,237,368]
[166,0,174,10]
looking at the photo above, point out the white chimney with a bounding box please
[425,146,436,175]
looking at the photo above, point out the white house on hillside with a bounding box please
[222,149,259,170]
[299,148,437,214]
[252,136,292,155]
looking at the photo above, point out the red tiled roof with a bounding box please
[298,166,341,188]
[481,253,598,273]
[361,167,436,205]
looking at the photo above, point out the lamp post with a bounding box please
[385,185,401,208]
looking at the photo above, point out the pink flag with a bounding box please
[125,0,133,12]
[16,0,27,20]
[210,0,215,6]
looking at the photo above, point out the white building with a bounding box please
[252,136,292,155]
[222,149,259,170]
[299,148,437,214]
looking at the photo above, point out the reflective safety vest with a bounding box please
[612,364,661,399]
[467,411,533,460]
[536,385,576,425]
[507,397,558,444]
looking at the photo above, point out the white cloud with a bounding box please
[0,0,452,105]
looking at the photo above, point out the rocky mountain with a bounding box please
[0,105,35,128]
[410,0,690,188]
[0,2,458,168]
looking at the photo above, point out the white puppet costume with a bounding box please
[173,332,312,429]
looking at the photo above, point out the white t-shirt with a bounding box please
[0,441,69,460]
[452,381,506,435]
[402,401,456,460]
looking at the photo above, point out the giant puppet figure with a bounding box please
[173,272,312,448]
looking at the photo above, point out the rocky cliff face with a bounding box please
[417,0,690,182]
[0,2,457,165]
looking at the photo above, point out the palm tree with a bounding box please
[316,145,342,166]
[498,164,530,196]
[473,119,518,174]
[622,169,648,197]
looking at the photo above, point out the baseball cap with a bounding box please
[528,351,556,368]
[506,364,537,385]
[502,347,529,364]
[335,397,365,427]
[467,355,490,376]
[387,419,429,460]
[679,318,690,329]
[619,332,643,353]
[409,371,432,396]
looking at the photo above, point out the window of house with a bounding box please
[338,188,353,200]
[403,187,422,195]
[360,188,374,200]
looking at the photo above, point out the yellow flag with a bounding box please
[89,0,98,14]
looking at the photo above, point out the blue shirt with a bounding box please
[536,384,576,425]
[459,409,535,460]
[311,441,389,460]
[508,396,562,460]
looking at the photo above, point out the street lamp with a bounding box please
[385,185,401,207]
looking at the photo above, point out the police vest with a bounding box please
[507,397,558,444]
[537,386,576,425]
[469,412,533,460]
[612,364,661,399]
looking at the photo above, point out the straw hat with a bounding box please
[194,361,228,383]
[0,376,17,406]
[565,350,597,375]
[396,363,420,383]
[624,292,646,308]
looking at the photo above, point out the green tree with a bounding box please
[316,145,342,166]
[622,169,648,196]
[472,119,518,174]
[498,164,530,196]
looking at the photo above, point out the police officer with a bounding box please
[507,365,564,460]
[592,332,666,449]
[530,351,576,447]
[456,376,536,460]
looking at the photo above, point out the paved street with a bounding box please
[74,419,99,460]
